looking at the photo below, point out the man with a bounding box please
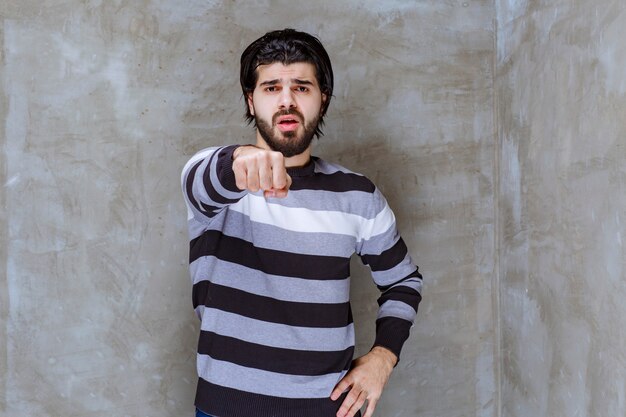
[182,28,422,417]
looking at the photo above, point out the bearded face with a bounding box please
[248,62,326,159]
[254,108,320,158]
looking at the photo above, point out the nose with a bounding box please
[278,88,296,109]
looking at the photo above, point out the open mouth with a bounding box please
[276,116,300,132]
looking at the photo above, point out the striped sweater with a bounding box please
[181,145,422,417]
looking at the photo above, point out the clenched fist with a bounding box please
[232,145,292,198]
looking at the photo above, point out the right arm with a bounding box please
[181,145,247,223]
[181,144,291,222]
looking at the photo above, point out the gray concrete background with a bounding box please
[496,1,626,416]
[1,1,623,416]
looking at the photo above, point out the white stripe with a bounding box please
[229,194,395,241]
[197,355,345,398]
[196,209,356,257]
[198,308,355,352]
[191,256,351,304]
[358,202,396,242]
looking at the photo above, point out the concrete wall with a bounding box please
[0,0,626,417]
[5,1,625,417]
[496,1,626,416]
[1,1,497,416]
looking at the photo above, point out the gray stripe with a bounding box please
[187,217,209,240]
[197,355,346,399]
[186,204,208,226]
[182,150,216,225]
[208,147,247,200]
[278,189,379,219]
[198,308,355,352]
[190,256,351,304]
[369,253,417,286]
[181,147,217,187]
[203,209,357,258]
[377,300,417,323]
[192,155,222,208]
[395,277,423,295]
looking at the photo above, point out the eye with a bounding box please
[265,86,278,92]
[295,86,309,92]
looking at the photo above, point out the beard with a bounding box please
[255,109,320,158]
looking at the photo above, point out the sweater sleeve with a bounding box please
[356,188,423,361]
[181,145,247,223]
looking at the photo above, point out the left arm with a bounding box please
[332,189,423,417]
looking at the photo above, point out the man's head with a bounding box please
[240,29,334,157]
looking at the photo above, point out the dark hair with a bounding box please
[240,28,334,138]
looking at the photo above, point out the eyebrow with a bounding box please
[259,78,315,87]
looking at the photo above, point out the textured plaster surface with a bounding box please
[0,1,497,416]
[496,1,626,416]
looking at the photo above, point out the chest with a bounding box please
[223,192,365,258]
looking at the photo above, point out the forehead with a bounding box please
[255,62,318,85]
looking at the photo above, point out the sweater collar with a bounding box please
[286,157,316,177]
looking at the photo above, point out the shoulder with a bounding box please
[311,157,377,194]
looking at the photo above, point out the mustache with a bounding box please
[272,109,304,124]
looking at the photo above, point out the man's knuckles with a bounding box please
[273,178,287,190]
[233,148,291,194]
[269,150,284,164]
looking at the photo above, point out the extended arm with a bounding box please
[181,144,292,223]
[181,145,247,222]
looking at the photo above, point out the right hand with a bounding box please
[232,145,292,198]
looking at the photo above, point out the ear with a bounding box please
[247,93,255,116]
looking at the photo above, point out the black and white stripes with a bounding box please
[182,145,422,417]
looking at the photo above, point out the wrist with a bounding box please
[232,145,244,160]
[370,346,398,369]
[232,144,259,160]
